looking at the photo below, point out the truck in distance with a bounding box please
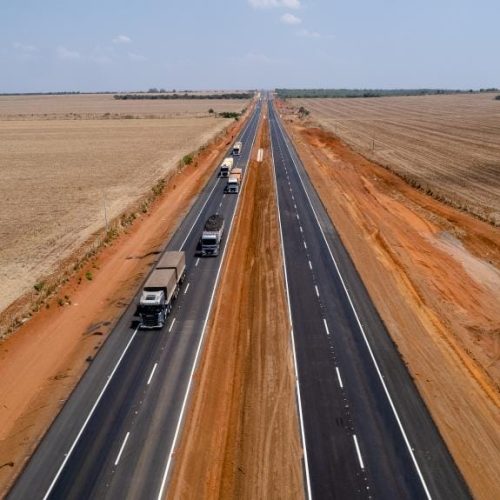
[232,141,242,156]
[219,157,234,177]
[225,167,242,194]
[198,214,224,256]
[139,251,186,329]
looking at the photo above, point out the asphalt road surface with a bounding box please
[8,102,261,500]
[268,98,470,500]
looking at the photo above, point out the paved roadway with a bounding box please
[268,99,470,500]
[8,102,261,500]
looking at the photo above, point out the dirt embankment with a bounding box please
[287,94,500,225]
[167,117,304,498]
[0,112,251,496]
[277,103,500,499]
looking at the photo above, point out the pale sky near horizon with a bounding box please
[1,0,499,93]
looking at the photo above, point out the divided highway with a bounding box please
[9,102,261,500]
[268,99,470,500]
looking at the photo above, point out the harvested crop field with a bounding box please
[289,94,500,224]
[0,96,249,319]
[0,94,248,120]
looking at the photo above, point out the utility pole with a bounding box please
[102,191,108,235]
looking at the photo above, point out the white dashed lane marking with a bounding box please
[114,432,130,467]
[147,363,158,385]
[335,366,343,388]
[168,318,176,333]
[323,318,330,336]
[353,435,365,469]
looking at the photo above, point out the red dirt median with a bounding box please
[166,118,305,498]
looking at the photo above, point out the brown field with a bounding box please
[289,94,500,224]
[0,93,248,120]
[0,96,249,319]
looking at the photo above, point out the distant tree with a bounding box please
[147,88,159,93]
[208,108,214,114]
[218,111,241,119]
[495,95,500,100]
[182,154,193,165]
[298,106,310,118]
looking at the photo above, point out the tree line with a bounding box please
[114,92,253,100]
[275,88,500,99]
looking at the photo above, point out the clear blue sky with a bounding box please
[1,0,499,92]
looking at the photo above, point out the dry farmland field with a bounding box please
[290,94,500,224]
[0,93,247,120]
[0,94,249,315]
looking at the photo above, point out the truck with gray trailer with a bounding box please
[139,251,186,329]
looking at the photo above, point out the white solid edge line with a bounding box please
[183,282,190,295]
[335,367,343,388]
[273,103,432,500]
[168,317,176,333]
[147,363,158,386]
[353,434,365,470]
[114,432,130,467]
[156,105,260,500]
[269,104,313,500]
[43,327,139,500]
[323,318,330,336]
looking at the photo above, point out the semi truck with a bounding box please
[232,141,242,156]
[198,215,224,256]
[219,157,234,177]
[224,167,242,194]
[139,251,186,329]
